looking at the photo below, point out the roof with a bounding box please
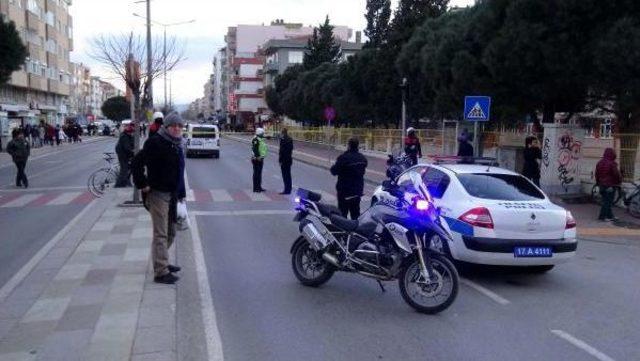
[261,38,363,54]
[431,163,518,176]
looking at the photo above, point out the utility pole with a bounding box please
[163,27,167,110]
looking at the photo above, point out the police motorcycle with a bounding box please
[290,170,459,314]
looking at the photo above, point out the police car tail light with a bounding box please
[565,211,577,229]
[459,207,494,229]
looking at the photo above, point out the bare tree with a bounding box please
[89,32,185,122]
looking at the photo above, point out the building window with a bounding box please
[27,0,40,17]
[45,11,55,26]
[288,51,304,64]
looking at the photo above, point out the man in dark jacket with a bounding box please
[404,127,422,166]
[7,129,31,188]
[522,136,542,186]
[115,123,135,187]
[132,112,186,284]
[278,128,294,194]
[148,111,164,137]
[330,138,368,219]
[595,148,622,221]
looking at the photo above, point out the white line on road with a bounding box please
[191,210,294,217]
[244,190,271,202]
[0,198,97,303]
[551,330,616,361]
[0,186,86,193]
[209,189,233,202]
[47,192,82,206]
[190,213,224,361]
[0,193,42,207]
[460,278,511,306]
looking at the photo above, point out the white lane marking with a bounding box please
[0,186,86,193]
[244,190,271,202]
[209,189,233,202]
[460,278,511,306]
[0,198,97,303]
[186,189,195,202]
[186,166,224,361]
[0,194,42,207]
[47,192,82,206]
[191,210,294,217]
[551,330,616,361]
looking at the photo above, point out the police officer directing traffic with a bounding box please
[331,137,368,220]
[252,128,268,193]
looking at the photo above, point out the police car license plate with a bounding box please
[514,246,552,258]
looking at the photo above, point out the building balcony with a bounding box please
[27,12,44,34]
[264,62,279,73]
[46,24,57,39]
[9,70,29,88]
[28,43,45,62]
[29,74,48,92]
[48,79,61,94]
[46,52,58,68]
[46,0,58,12]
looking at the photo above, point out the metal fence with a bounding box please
[616,133,640,182]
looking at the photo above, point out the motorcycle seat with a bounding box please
[329,214,359,232]
[316,203,342,217]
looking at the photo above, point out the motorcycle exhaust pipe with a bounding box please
[322,253,341,268]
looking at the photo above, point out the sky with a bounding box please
[70,0,475,106]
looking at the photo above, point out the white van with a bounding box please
[185,123,220,158]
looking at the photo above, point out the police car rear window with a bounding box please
[192,127,217,139]
[457,173,544,201]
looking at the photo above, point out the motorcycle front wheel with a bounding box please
[291,237,335,287]
[399,253,459,314]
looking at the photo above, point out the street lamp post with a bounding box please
[401,77,408,141]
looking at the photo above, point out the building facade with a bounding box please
[0,0,73,129]
[219,20,353,129]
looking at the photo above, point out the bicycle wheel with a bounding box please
[591,184,602,205]
[88,168,118,197]
[628,193,640,218]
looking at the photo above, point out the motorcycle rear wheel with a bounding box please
[291,237,335,287]
[399,253,459,314]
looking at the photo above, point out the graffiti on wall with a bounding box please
[556,132,582,191]
[542,137,551,168]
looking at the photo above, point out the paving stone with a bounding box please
[137,303,175,328]
[0,318,19,340]
[64,252,97,266]
[111,224,135,235]
[0,298,36,320]
[39,280,83,300]
[86,312,138,361]
[22,298,71,323]
[123,248,150,262]
[20,269,57,287]
[90,255,123,270]
[104,234,132,243]
[132,326,175,354]
[36,329,93,361]
[53,264,91,281]
[131,351,176,361]
[82,231,111,242]
[90,222,114,232]
[0,352,37,361]
[68,285,110,307]
[98,243,127,256]
[44,248,75,260]
[117,261,149,275]
[32,257,68,272]
[55,304,103,332]
[81,269,117,286]
[101,291,143,315]
[131,228,152,239]
[74,241,104,254]
[0,321,57,354]
[141,288,175,308]
[109,274,146,296]
[6,283,47,303]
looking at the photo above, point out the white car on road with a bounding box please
[371,162,577,272]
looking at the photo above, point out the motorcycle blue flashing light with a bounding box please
[415,199,429,211]
[294,197,301,203]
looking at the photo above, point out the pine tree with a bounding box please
[364,0,392,48]
[303,16,342,70]
[388,0,449,50]
[0,15,29,85]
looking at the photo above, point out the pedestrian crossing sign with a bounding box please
[464,96,491,122]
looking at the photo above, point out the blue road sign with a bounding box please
[464,96,491,122]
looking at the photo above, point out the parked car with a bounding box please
[371,161,577,272]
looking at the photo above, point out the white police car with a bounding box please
[371,161,577,272]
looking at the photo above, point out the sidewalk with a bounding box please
[225,134,640,243]
[0,137,111,169]
[0,189,183,361]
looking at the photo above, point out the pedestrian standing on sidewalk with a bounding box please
[6,129,30,188]
[278,128,293,195]
[115,122,135,187]
[252,127,268,193]
[149,112,164,137]
[331,137,368,220]
[595,148,622,222]
[404,127,422,166]
[457,129,474,158]
[132,112,186,285]
[522,136,542,186]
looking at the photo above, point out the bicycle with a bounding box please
[591,180,640,218]
[88,152,120,198]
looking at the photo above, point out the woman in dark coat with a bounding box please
[522,136,542,186]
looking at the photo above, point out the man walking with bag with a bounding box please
[132,112,186,284]
[7,129,31,188]
[278,128,293,195]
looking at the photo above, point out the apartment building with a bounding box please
[219,20,353,128]
[0,0,74,136]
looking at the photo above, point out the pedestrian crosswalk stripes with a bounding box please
[209,189,233,202]
[0,191,94,209]
[184,189,371,204]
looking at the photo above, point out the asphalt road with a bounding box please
[0,137,115,288]
[188,138,640,361]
